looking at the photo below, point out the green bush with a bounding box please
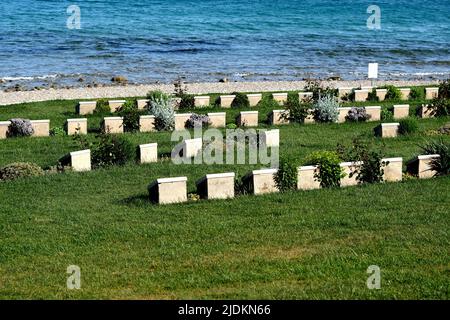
[337,139,386,184]
[429,98,450,117]
[420,139,450,176]
[0,162,44,181]
[281,92,309,123]
[306,151,344,188]
[381,108,394,121]
[95,99,111,114]
[91,133,135,168]
[383,85,402,101]
[231,92,250,108]
[313,95,339,123]
[438,79,450,99]
[50,126,66,137]
[368,88,379,102]
[274,157,298,192]
[304,79,337,102]
[178,94,195,110]
[409,87,425,100]
[117,100,141,133]
[226,123,237,129]
[399,117,419,135]
[234,178,251,196]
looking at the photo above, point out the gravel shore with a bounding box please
[0,79,440,106]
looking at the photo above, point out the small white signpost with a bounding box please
[368,63,378,87]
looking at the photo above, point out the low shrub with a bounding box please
[231,92,250,108]
[383,85,402,101]
[147,91,175,131]
[420,139,450,176]
[95,99,111,114]
[409,87,425,100]
[345,107,371,122]
[306,151,344,188]
[0,162,44,181]
[178,94,195,110]
[399,117,419,135]
[381,108,394,121]
[226,123,237,129]
[429,98,450,117]
[281,92,309,123]
[50,126,66,136]
[274,157,298,192]
[438,78,450,99]
[337,139,386,184]
[367,88,379,102]
[234,177,251,196]
[313,95,339,123]
[7,118,34,137]
[117,100,141,133]
[304,79,338,102]
[186,113,210,129]
[91,133,135,168]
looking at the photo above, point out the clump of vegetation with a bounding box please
[274,156,298,192]
[313,95,339,123]
[186,114,210,129]
[231,92,250,108]
[399,117,419,135]
[234,177,251,196]
[420,139,450,176]
[7,119,34,137]
[226,123,237,129]
[429,98,450,117]
[50,126,66,137]
[381,108,394,121]
[337,138,386,184]
[304,79,337,102]
[0,162,44,181]
[346,107,371,122]
[409,87,425,100]
[367,88,379,102]
[383,85,402,101]
[147,90,175,131]
[306,151,344,188]
[117,100,141,133]
[438,78,450,99]
[95,99,111,114]
[281,92,309,123]
[173,77,195,110]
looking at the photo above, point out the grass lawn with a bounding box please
[0,93,449,299]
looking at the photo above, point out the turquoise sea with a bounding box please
[1,0,449,88]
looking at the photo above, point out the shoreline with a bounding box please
[0,79,440,106]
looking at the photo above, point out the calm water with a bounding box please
[1,0,449,88]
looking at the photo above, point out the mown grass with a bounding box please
[0,93,449,299]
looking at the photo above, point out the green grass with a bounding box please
[0,95,449,299]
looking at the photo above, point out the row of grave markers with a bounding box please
[75,87,440,115]
[0,103,437,140]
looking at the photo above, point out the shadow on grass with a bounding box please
[118,194,150,207]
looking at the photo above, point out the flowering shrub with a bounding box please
[346,107,371,122]
[7,119,34,137]
[0,162,44,181]
[306,151,344,188]
[313,95,339,123]
[186,113,210,129]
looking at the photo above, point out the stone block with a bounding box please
[77,101,96,115]
[393,104,410,119]
[247,94,262,107]
[148,177,188,205]
[299,92,313,102]
[259,129,279,148]
[297,165,320,190]
[103,117,123,134]
[399,88,411,100]
[139,143,158,164]
[419,104,434,118]
[407,154,440,179]
[137,99,149,110]
[30,120,50,137]
[376,89,387,101]
[139,115,156,132]
[194,96,210,107]
[219,95,235,108]
[182,138,202,158]
[340,162,362,187]
[237,111,258,127]
[70,149,91,172]
[174,113,192,131]
[0,121,11,139]
[365,106,381,121]
[382,158,403,182]
[338,87,353,101]
[196,172,235,200]
[338,107,351,123]
[425,87,439,100]
[376,123,400,138]
[66,118,88,135]
[304,109,315,124]
[272,93,288,105]
[207,112,226,128]
[243,169,278,195]
[109,100,126,112]
[354,89,369,102]
[269,110,289,125]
